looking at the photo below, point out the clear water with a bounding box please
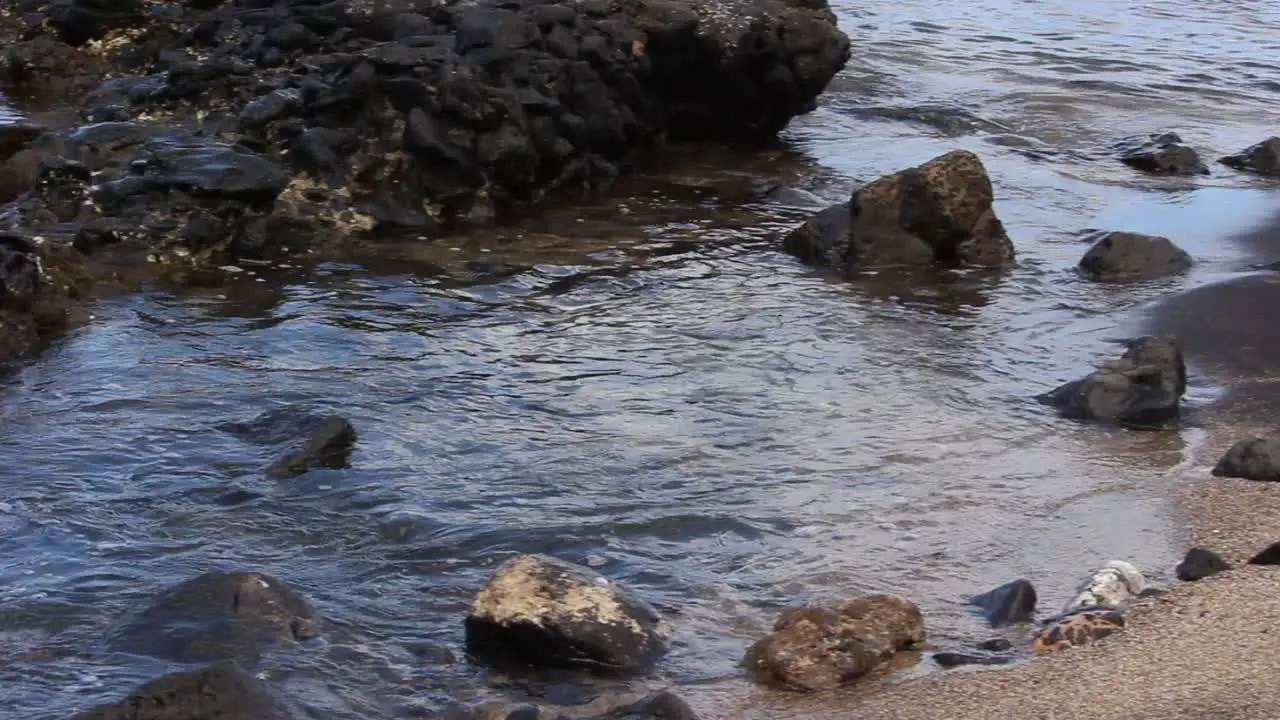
[2,1,1280,717]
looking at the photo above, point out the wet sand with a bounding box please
[703,214,1280,720]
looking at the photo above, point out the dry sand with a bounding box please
[703,237,1280,720]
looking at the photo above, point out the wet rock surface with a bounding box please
[0,0,849,360]
[742,594,925,692]
[1212,437,1280,481]
[70,662,295,720]
[1220,137,1280,177]
[783,150,1014,274]
[1115,132,1208,175]
[221,405,358,478]
[1030,605,1125,652]
[1066,560,1152,610]
[1037,336,1186,428]
[465,554,669,672]
[0,230,91,363]
[104,570,321,663]
[933,650,1016,668]
[969,578,1037,627]
[1176,547,1231,582]
[1077,230,1193,282]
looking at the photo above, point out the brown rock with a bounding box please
[743,594,925,692]
[1031,605,1125,652]
[783,150,1014,274]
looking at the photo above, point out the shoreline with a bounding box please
[695,220,1280,719]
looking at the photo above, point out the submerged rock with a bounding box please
[586,691,700,720]
[1031,605,1125,652]
[1066,560,1151,610]
[105,570,321,663]
[70,661,294,720]
[0,231,91,363]
[783,150,1014,273]
[1116,132,1208,176]
[1212,437,1280,481]
[933,650,1017,668]
[1220,137,1280,177]
[221,406,357,479]
[1176,547,1231,582]
[969,578,1037,627]
[464,554,669,672]
[743,595,925,692]
[1077,231,1193,282]
[1037,336,1186,428]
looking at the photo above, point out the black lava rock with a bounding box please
[1176,547,1231,582]
[1116,132,1209,176]
[1212,437,1280,482]
[969,579,1037,627]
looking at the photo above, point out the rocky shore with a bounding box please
[0,0,850,364]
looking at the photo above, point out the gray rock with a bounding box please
[969,579,1037,627]
[1037,336,1186,428]
[1220,137,1280,177]
[105,570,321,663]
[464,554,669,672]
[1077,231,1193,281]
[1116,132,1208,175]
[783,150,1014,274]
[221,406,357,479]
[1176,547,1231,582]
[1212,437,1280,481]
[70,662,294,720]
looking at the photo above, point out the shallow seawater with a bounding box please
[2,0,1280,717]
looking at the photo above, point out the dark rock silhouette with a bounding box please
[1212,437,1280,482]
[969,579,1037,627]
[1176,547,1231,582]
[1037,336,1186,428]
[1220,137,1280,177]
[70,662,294,720]
[1077,231,1193,282]
[1115,132,1208,175]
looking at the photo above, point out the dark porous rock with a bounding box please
[1116,132,1209,176]
[1036,335,1186,428]
[1176,547,1231,582]
[1077,230,1193,282]
[0,231,91,363]
[976,637,1013,652]
[221,405,357,478]
[783,150,1014,274]
[968,578,1037,627]
[1220,137,1280,177]
[105,570,321,663]
[742,595,925,692]
[0,122,46,164]
[933,650,1017,668]
[1212,437,1280,481]
[1249,541,1280,566]
[70,661,294,720]
[465,554,669,672]
[585,691,700,720]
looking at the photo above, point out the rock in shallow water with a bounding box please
[743,595,925,692]
[105,570,321,663]
[221,406,357,479]
[1031,605,1125,653]
[783,150,1014,273]
[1220,137,1280,177]
[1176,547,1231,582]
[1077,231,1193,282]
[1066,560,1151,611]
[969,578,1037,627]
[464,554,669,672]
[71,661,295,720]
[1037,336,1186,428]
[1115,132,1208,176]
[1212,437,1280,481]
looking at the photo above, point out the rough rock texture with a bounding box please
[464,554,669,672]
[968,578,1036,627]
[1030,605,1125,653]
[1176,547,1231,582]
[105,570,321,663]
[70,662,294,720]
[1077,231,1193,282]
[1116,132,1208,176]
[0,231,92,363]
[1066,560,1152,611]
[742,594,925,692]
[1037,336,1186,428]
[1219,137,1280,177]
[221,405,357,478]
[782,150,1014,274]
[1212,437,1280,481]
